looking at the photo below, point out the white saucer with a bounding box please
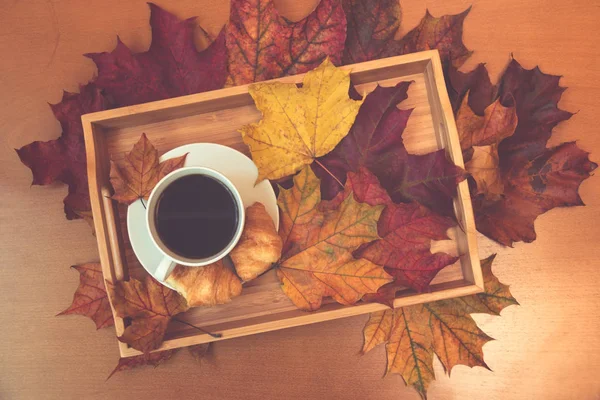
[127,143,279,286]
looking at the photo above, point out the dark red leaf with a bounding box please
[16,83,107,219]
[87,3,227,106]
[476,142,597,246]
[383,149,467,215]
[322,168,458,296]
[497,59,573,163]
[226,0,346,85]
[341,0,401,64]
[342,2,472,68]
[449,58,573,161]
[324,168,458,295]
[449,58,594,245]
[353,169,458,293]
[316,82,466,215]
[316,82,412,198]
[447,63,496,114]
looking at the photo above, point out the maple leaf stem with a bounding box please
[140,198,147,210]
[314,159,344,188]
[172,317,222,338]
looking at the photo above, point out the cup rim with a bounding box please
[146,166,245,267]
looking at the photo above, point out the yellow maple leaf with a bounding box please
[240,58,363,182]
[465,144,504,200]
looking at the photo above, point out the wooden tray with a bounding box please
[82,50,483,358]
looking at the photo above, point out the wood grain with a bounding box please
[0,0,598,399]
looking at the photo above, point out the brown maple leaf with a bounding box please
[342,1,472,67]
[322,168,458,296]
[106,276,189,353]
[276,166,392,311]
[87,3,227,107]
[362,254,518,399]
[58,263,114,329]
[226,0,346,85]
[455,94,517,201]
[398,8,473,68]
[16,83,107,219]
[109,133,187,205]
[456,95,518,151]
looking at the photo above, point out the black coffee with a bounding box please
[155,174,239,259]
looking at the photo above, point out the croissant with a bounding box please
[165,259,242,307]
[230,202,282,282]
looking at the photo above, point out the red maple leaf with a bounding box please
[226,0,346,85]
[448,58,597,245]
[16,83,107,218]
[18,4,226,220]
[316,82,466,215]
[322,168,457,298]
[87,3,227,107]
[342,0,401,64]
[496,59,574,163]
[342,0,472,68]
[449,58,574,161]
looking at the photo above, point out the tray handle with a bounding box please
[101,187,127,282]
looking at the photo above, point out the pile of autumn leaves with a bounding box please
[18,0,595,397]
[242,60,464,309]
[17,0,595,248]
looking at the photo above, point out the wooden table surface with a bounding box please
[1,0,598,399]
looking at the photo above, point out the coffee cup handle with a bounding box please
[155,257,175,282]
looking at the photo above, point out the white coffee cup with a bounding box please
[146,166,245,281]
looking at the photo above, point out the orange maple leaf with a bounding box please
[362,255,519,399]
[109,133,187,205]
[276,166,392,311]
